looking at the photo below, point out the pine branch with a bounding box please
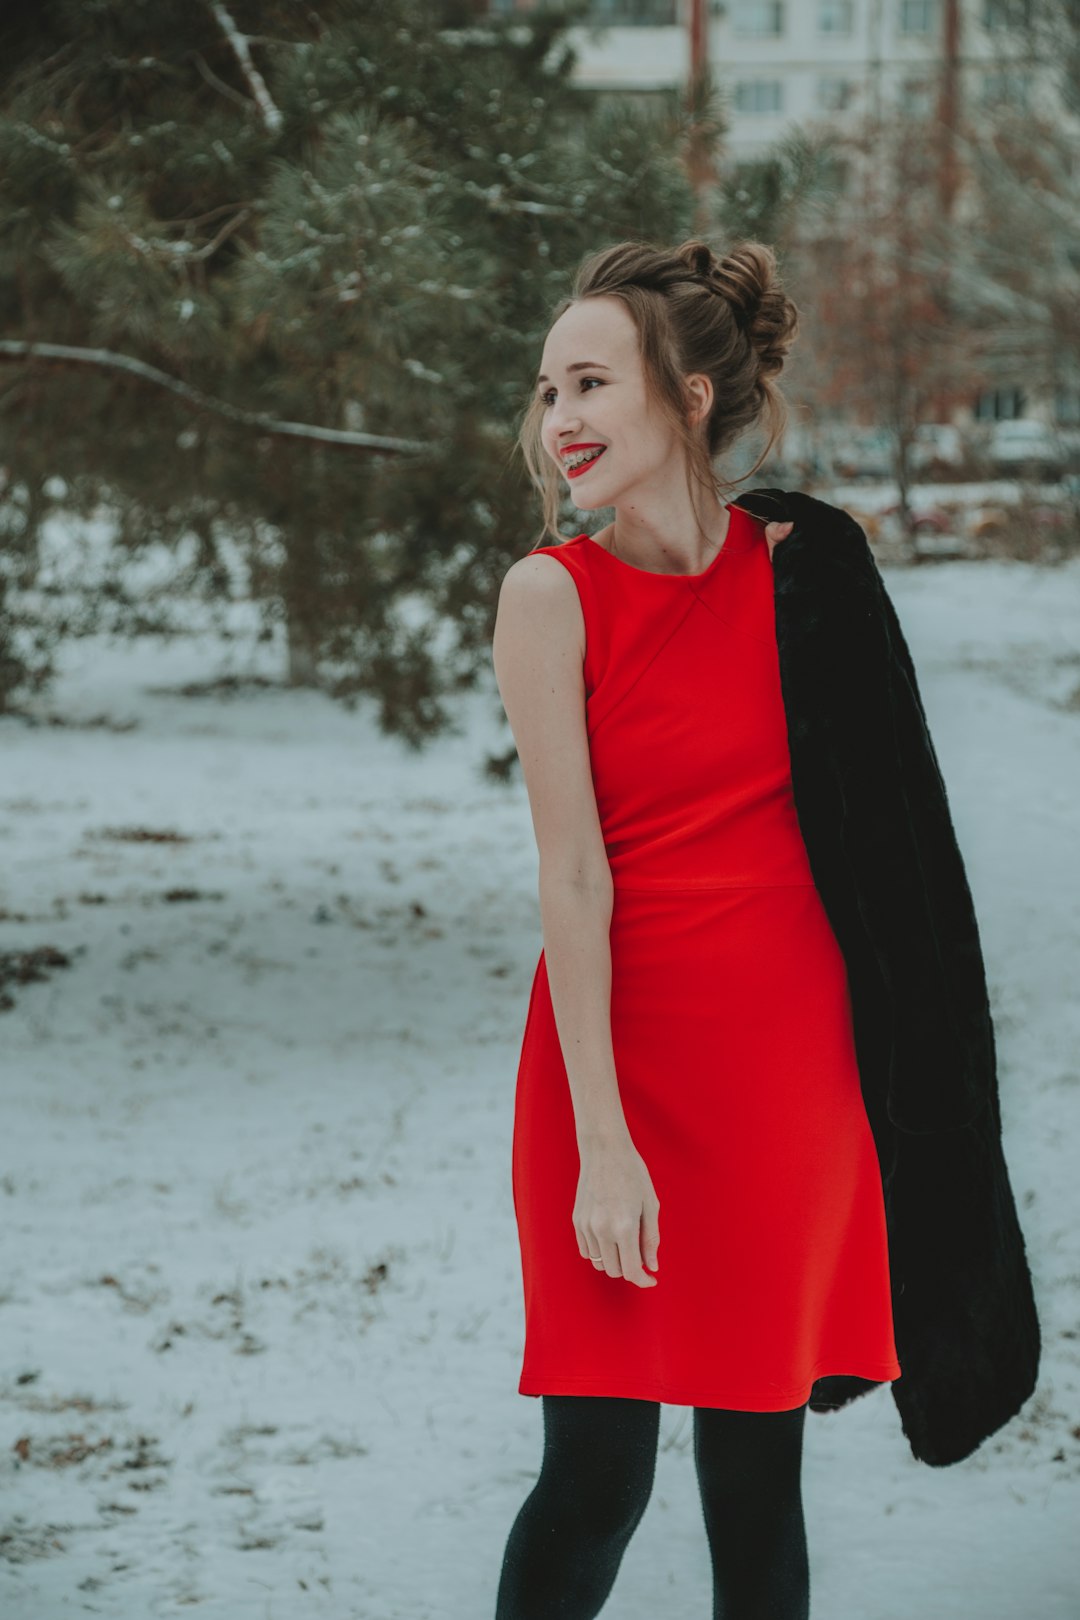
[158,200,258,230]
[459,178,571,217]
[0,341,428,454]
[188,208,253,261]
[191,49,261,116]
[123,208,254,265]
[203,2,284,134]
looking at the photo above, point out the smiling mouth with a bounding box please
[564,448,607,479]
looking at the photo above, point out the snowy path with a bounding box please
[0,552,1077,1617]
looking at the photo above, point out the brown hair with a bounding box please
[516,237,800,548]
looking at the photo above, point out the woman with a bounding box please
[488,238,1035,1619]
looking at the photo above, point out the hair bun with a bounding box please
[685,241,719,282]
[677,237,798,380]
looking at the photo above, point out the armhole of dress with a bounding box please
[529,543,593,695]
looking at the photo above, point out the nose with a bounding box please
[548,396,582,439]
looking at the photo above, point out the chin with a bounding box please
[564,474,616,510]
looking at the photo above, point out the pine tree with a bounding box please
[0,0,710,739]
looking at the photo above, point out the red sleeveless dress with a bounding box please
[510,501,902,1409]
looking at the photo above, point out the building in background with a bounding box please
[486,2,1056,163]
[485,0,1080,456]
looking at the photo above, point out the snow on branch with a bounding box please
[204,2,283,135]
[0,341,429,455]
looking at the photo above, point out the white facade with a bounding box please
[552,1,1063,160]
[486,1,1080,434]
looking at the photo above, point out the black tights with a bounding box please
[495,1394,810,1620]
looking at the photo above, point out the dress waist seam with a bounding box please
[611,879,819,892]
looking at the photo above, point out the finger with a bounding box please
[764,520,794,562]
[641,1206,660,1274]
[602,1235,624,1278]
[616,1229,656,1289]
[587,1229,622,1278]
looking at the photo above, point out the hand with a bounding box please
[573,1138,660,1288]
[765,519,795,560]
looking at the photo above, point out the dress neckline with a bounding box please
[577,502,750,580]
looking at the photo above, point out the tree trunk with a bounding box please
[286,618,319,687]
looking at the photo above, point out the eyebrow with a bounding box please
[536,361,611,387]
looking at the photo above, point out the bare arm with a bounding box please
[492,552,628,1152]
[492,551,659,1287]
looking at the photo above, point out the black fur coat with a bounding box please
[737,487,1041,1468]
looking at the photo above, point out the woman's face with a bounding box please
[536,295,696,512]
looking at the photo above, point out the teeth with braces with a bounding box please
[565,448,605,469]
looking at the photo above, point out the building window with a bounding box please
[817,76,856,111]
[979,68,1030,107]
[898,0,938,34]
[818,0,854,31]
[733,2,786,37]
[582,0,679,20]
[899,77,935,116]
[974,388,1025,421]
[982,0,1032,29]
[734,79,784,113]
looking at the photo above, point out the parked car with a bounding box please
[910,423,965,476]
[986,418,1064,479]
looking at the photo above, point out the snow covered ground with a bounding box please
[1,520,1078,1617]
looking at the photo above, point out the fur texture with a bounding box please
[738,487,1041,1468]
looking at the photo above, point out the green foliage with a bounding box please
[0,0,719,738]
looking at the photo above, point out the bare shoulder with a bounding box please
[492,546,607,884]
[495,547,585,655]
[499,545,578,595]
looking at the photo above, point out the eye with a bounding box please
[540,377,603,407]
